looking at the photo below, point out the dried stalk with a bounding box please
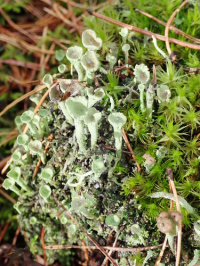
[87,9,200,51]
[167,168,182,266]
[135,8,200,44]
[53,193,118,266]
[122,128,141,172]
[165,0,188,58]
[45,243,163,252]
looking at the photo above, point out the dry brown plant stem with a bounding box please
[101,228,122,266]
[155,177,174,265]
[121,128,141,172]
[41,226,47,264]
[0,7,37,43]
[12,225,20,245]
[119,59,134,75]
[32,134,54,179]
[0,84,46,118]
[0,59,48,71]
[0,188,16,204]
[167,168,182,266]
[45,243,163,252]
[0,157,11,171]
[87,9,200,51]
[165,0,188,58]
[81,240,89,263]
[0,221,9,242]
[154,236,168,266]
[53,193,118,266]
[135,8,200,44]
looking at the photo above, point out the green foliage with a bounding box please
[1,0,200,264]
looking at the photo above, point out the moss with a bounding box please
[3,0,200,264]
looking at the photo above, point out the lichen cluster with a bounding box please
[2,1,200,264]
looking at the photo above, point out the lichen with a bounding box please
[3,3,200,263]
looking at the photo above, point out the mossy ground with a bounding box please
[0,0,200,265]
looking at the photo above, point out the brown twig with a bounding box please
[101,228,123,266]
[0,156,11,170]
[0,84,46,118]
[119,59,134,75]
[39,26,48,79]
[0,188,16,204]
[0,221,9,242]
[0,7,37,43]
[155,236,168,266]
[155,168,176,265]
[87,9,200,51]
[23,231,46,265]
[0,131,18,148]
[0,34,55,55]
[45,243,163,252]
[104,145,132,155]
[121,128,141,172]
[135,8,200,44]
[167,168,182,266]
[0,59,48,71]
[165,0,188,59]
[8,76,40,85]
[41,226,47,264]
[155,184,173,266]
[32,134,54,179]
[53,193,118,266]
[82,240,89,264]
[12,225,20,245]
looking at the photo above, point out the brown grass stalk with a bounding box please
[165,0,188,58]
[87,9,200,51]
[122,128,141,172]
[167,168,182,266]
[45,243,163,252]
[53,193,118,266]
[135,8,200,44]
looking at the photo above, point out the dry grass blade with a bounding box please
[0,34,55,56]
[81,240,89,264]
[0,59,48,71]
[87,9,200,51]
[165,0,188,59]
[41,226,47,264]
[155,169,176,265]
[0,84,46,118]
[135,8,200,44]
[121,128,141,172]
[0,7,36,43]
[32,134,54,179]
[12,225,20,245]
[8,77,40,85]
[45,243,163,252]
[0,156,11,170]
[0,221,9,242]
[154,236,168,266]
[0,131,18,148]
[118,59,134,75]
[167,168,182,266]
[53,193,118,266]
[0,188,16,204]
[101,228,122,266]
